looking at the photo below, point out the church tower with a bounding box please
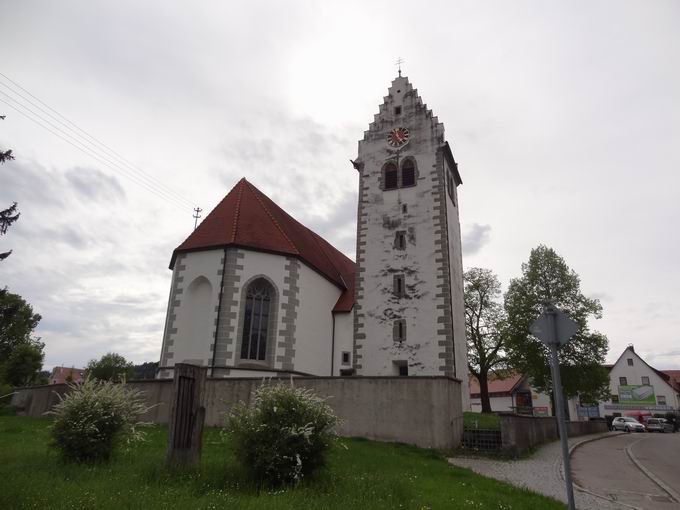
[352,75,467,392]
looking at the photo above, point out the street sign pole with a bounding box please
[546,309,576,510]
[531,304,578,510]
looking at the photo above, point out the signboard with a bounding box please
[533,406,549,417]
[577,405,600,418]
[618,385,656,405]
[530,307,579,346]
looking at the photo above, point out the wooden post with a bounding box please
[166,363,206,467]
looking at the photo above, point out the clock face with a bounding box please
[387,127,410,148]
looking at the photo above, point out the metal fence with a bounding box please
[461,429,502,451]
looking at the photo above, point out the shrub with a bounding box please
[49,378,149,462]
[0,382,14,407]
[226,383,339,485]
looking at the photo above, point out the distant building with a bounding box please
[600,345,680,418]
[49,366,86,385]
[469,373,580,420]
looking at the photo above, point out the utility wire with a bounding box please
[0,73,197,212]
[0,95,189,212]
[0,73,195,209]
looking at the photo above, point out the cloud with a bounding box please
[65,166,126,202]
[462,223,492,255]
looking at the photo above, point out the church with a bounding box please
[158,74,467,393]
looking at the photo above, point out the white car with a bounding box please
[612,417,646,433]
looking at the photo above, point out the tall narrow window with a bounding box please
[619,377,627,386]
[240,279,272,361]
[627,358,633,366]
[401,159,416,186]
[393,319,406,342]
[384,163,398,190]
[393,274,405,297]
[395,231,406,250]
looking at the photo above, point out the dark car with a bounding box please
[646,418,674,433]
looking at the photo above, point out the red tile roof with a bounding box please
[662,370,680,392]
[171,178,355,312]
[50,367,86,385]
[469,373,524,397]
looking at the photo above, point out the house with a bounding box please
[158,74,468,400]
[600,345,680,419]
[469,373,581,420]
[49,366,86,385]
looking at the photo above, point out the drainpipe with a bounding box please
[330,313,336,376]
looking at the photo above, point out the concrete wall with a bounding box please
[11,376,464,450]
[499,413,608,456]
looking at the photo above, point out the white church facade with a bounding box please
[158,75,467,397]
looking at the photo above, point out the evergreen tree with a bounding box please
[1,114,19,261]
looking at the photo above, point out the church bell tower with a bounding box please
[352,75,467,390]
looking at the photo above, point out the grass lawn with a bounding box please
[0,415,563,509]
[464,412,501,430]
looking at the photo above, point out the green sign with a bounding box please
[619,385,656,405]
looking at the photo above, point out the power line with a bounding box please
[0,72,199,213]
[0,95,190,212]
[0,73,195,209]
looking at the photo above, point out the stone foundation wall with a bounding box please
[11,376,463,450]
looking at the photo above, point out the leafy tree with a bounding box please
[0,288,42,362]
[1,114,19,261]
[133,361,158,380]
[464,268,507,413]
[2,342,44,387]
[504,245,610,408]
[87,353,134,382]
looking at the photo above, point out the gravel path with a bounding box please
[448,432,631,509]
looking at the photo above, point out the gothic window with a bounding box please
[447,168,456,205]
[240,278,273,361]
[384,163,398,190]
[401,159,416,187]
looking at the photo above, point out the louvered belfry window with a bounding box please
[241,279,272,361]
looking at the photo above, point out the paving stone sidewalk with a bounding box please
[448,433,631,509]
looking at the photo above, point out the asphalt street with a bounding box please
[571,431,680,509]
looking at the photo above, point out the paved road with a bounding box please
[449,432,627,509]
[571,432,680,509]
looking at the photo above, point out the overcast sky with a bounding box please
[1,1,679,371]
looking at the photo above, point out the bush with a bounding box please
[49,378,149,462]
[226,383,339,485]
[0,382,14,407]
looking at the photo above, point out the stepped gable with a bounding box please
[171,178,355,312]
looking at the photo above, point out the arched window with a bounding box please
[401,159,416,187]
[240,278,273,361]
[384,163,398,190]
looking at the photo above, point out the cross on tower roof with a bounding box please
[395,57,405,77]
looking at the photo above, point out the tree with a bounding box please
[0,288,42,362]
[2,342,44,387]
[1,114,19,261]
[464,268,507,413]
[504,245,610,408]
[87,353,135,382]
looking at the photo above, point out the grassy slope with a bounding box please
[464,412,501,430]
[0,416,563,509]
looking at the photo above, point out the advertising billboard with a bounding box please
[618,385,656,405]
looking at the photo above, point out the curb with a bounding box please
[625,439,680,503]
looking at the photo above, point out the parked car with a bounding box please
[646,418,674,433]
[612,417,646,433]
